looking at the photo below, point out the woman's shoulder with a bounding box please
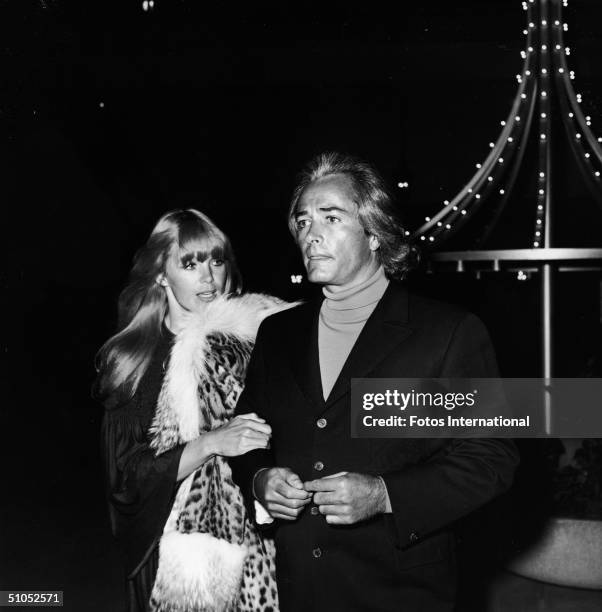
[180,293,300,342]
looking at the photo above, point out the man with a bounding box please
[232,152,518,611]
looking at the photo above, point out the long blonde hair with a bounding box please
[95,209,242,405]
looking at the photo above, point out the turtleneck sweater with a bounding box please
[318,266,389,400]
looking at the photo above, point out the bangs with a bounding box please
[175,212,228,263]
[178,241,227,266]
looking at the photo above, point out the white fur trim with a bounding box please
[153,531,247,611]
[165,293,298,442]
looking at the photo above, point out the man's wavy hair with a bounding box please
[288,152,416,280]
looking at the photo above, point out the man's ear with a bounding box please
[156,274,169,287]
[368,235,380,251]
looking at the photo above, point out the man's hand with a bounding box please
[304,472,387,525]
[254,467,312,520]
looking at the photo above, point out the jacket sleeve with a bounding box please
[229,320,276,509]
[101,407,185,576]
[382,312,519,548]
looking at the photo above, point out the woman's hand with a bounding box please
[207,413,272,457]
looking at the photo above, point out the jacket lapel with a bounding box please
[288,299,326,412]
[324,282,414,409]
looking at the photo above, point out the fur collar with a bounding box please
[151,293,298,448]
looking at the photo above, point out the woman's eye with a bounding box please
[295,219,309,231]
[183,261,196,270]
[212,259,225,267]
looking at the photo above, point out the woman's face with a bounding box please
[161,238,228,313]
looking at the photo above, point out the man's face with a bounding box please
[293,174,379,289]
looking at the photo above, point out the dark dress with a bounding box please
[100,328,185,612]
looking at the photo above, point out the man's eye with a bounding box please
[295,219,309,231]
[326,216,340,223]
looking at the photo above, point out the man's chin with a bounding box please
[305,269,332,284]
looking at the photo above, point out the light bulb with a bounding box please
[499,158,504,163]
[534,241,540,247]
[499,189,505,194]
[508,137,514,142]
[487,176,493,182]
[539,189,544,195]
[541,69,547,75]
[541,113,547,119]
[540,172,545,178]
[461,210,467,215]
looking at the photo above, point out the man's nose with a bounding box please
[305,224,323,244]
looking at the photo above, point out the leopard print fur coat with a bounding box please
[147,293,296,612]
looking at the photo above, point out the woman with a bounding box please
[96,209,288,611]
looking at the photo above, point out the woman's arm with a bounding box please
[177,413,271,481]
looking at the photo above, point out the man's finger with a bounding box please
[325,514,348,525]
[267,503,303,519]
[313,492,340,506]
[285,471,305,490]
[304,476,344,492]
[318,504,347,516]
[275,480,311,500]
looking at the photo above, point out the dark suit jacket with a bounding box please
[232,282,518,612]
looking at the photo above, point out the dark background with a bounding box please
[2,0,602,610]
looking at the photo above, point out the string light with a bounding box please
[540,172,545,178]
[499,189,505,195]
[541,113,546,119]
[487,176,493,182]
[565,47,571,55]
[584,153,590,159]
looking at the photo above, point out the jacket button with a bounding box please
[317,418,327,428]
[313,461,324,471]
[311,506,319,516]
[409,532,420,543]
[312,547,322,558]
